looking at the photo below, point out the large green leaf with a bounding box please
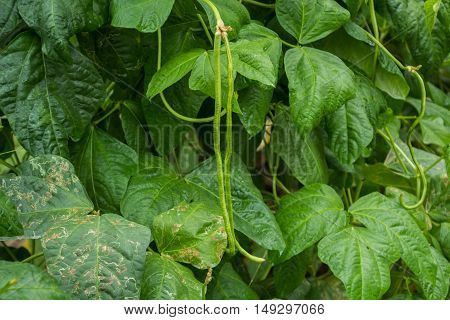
[0,155,93,238]
[0,189,23,239]
[186,156,285,252]
[0,32,105,157]
[147,49,205,99]
[437,222,450,259]
[199,0,250,39]
[153,201,227,269]
[349,193,450,299]
[274,184,347,263]
[318,227,400,299]
[110,0,175,33]
[272,107,328,185]
[17,0,109,59]
[140,251,203,300]
[326,75,386,165]
[0,261,70,299]
[42,214,151,300]
[386,0,450,75]
[121,173,192,229]
[0,0,23,44]
[276,0,350,44]
[72,127,138,214]
[231,39,277,87]
[284,47,355,134]
[206,263,259,300]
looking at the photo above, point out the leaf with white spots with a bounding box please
[152,201,227,269]
[42,214,151,300]
[0,155,93,239]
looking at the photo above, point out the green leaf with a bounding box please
[272,107,328,185]
[386,0,450,75]
[140,251,203,300]
[0,155,93,238]
[425,0,443,31]
[238,83,273,136]
[0,189,23,239]
[231,39,276,87]
[17,0,109,59]
[153,201,227,269]
[349,192,450,299]
[0,261,70,299]
[121,173,192,229]
[326,75,386,165]
[318,227,400,299]
[199,0,250,39]
[375,52,410,100]
[110,0,175,33]
[284,47,355,134]
[206,263,259,300]
[274,249,312,299]
[42,214,151,300]
[121,101,150,156]
[0,32,105,157]
[274,184,346,263]
[186,156,285,252]
[147,49,205,99]
[72,127,138,214]
[276,0,350,44]
[357,164,415,193]
[0,0,23,45]
[420,116,450,147]
[437,222,450,259]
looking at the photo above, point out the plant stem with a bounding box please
[197,14,214,46]
[276,179,291,194]
[1,242,18,261]
[0,158,18,174]
[156,28,222,123]
[385,127,410,174]
[94,102,121,125]
[279,38,299,48]
[21,252,44,263]
[424,156,444,173]
[242,0,275,9]
[368,0,380,76]
[235,240,265,263]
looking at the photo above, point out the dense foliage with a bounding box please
[0,0,449,300]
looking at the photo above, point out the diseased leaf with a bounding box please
[0,32,105,157]
[72,127,138,214]
[326,75,386,165]
[147,49,205,99]
[284,47,355,134]
[186,156,285,252]
[17,0,109,59]
[274,184,346,263]
[206,263,259,300]
[110,0,175,33]
[272,107,328,185]
[0,261,70,299]
[153,201,227,269]
[318,227,400,300]
[349,193,450,299]
[42,214,151,300]
[140,251,203,300]
[0,155,93,238]
[276,0,350,44]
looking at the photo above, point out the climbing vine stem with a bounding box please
[366,31,428,210]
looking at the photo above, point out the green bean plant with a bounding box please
[0,0,449,300]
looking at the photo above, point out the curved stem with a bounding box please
[242,0,275,9]
[21,252,44,263]
[197,14,213,46]
[94,102,121,125]
[0,158,18,174]
[235,240,265,263]
[400,71,428,209]
[156,28,221,123]
[384,127,410,174]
